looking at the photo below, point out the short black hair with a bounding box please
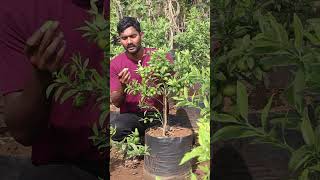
[117,17,141,34]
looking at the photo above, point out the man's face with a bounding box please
[119,26,143,54]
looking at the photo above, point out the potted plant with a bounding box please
[125,48,195,180]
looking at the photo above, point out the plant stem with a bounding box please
[163,88,168,136]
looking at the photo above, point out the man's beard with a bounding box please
[125,44,141,54]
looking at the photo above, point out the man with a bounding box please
[110,17,172,141]
[0,0,106,179]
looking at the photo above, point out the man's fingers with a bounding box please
[42,32,64,62]
[122,72,130,82]
[55,40,66,63]
[39,21,60,54]
[25,29,45,56]
[49,40,66,72]
[118,68,128,77]
[25,20,54,56]
[125,73,131,83]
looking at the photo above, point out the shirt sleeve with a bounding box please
[0,9,33,95]
[110,60,121,92]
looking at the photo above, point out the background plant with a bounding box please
[110,127,150,160]
[213,0,320,179]
[174,65,210,180]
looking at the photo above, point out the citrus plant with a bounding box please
[125,48,194,136]
[175,65,210,179]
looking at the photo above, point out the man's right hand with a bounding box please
[110,68,131,108]
[25,20,66,73]
[118,68,131,86]
[3,21,66,146]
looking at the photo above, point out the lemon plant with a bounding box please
[175,65,210,180]
[125,48,194,136]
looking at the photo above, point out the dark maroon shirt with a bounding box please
[0,0,105,164]
[110,48,172,114]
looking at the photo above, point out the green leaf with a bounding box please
[301,108,316,145]
[54,86,65,102]
[299,168,309,180]
[293,14,303,50]
[215,72,227,81]
[191,172,197,180]
[99,110,108,127]
[184,87,188,99]
[284,68,305,114]
[92,123,98,136]
[261,94,274,131]
[212,126,259,143]
[213,113,240,124]
[179,147,201,165]
[253,67,263,80]
[246,57,255,69]
[237,81,248,120]
[304,32,320,46]
[46,83,59,98]
[309,164,320,172]
[288,145,310,172]
[60,89,78,104]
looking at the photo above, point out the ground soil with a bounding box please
[146,126,193,137]
[0,104,199,179]
[109,104,200,179]
[0,122,31,158]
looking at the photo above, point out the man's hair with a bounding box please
[117,17,141,34]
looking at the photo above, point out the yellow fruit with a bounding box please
[237,60,248,72]
[97,39,107,49]
[260,63,272,72]
[222,83,236,97]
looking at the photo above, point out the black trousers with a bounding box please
[110,113,161,142]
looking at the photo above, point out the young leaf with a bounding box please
[237,81,248,120]
[92,123,99,136]
[309,164,320,172]
[213,113,240,124]
[293,14,303,50]
[261,94,274,131]
[46,83,59,98]
[212,126,259,143]
[288,145,310,172]
[60,89,78,104]
[301,108,316,145]
[54,86,65,102]
[299,169,309,180]
[191,172,197,180]
[179,146,202,165]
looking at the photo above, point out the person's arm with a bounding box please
[110,68,130,108]
[3,21,66,146]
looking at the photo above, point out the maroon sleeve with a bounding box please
[0,7,33,95]
[110,59,121,92]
